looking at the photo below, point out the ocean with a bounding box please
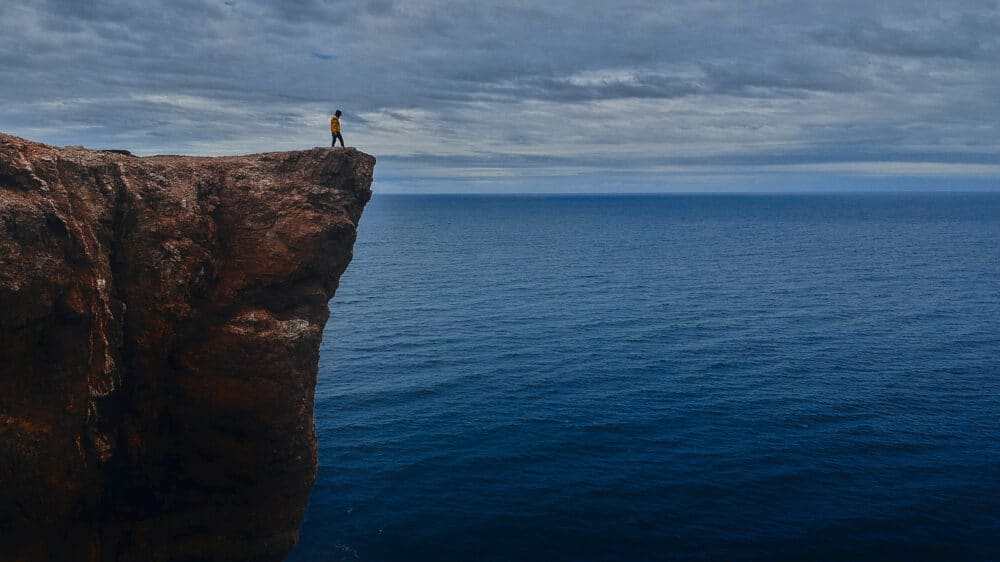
[288,193,1000,561]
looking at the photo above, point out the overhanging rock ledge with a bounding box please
[0,133,374,561]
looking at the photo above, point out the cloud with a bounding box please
[0,0,998,191]
[812,15,998,60]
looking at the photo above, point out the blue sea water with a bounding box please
[288,193,1000,562]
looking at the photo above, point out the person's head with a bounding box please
[335,110,342,117]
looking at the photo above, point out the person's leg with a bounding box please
[332,133,336,148]
[337,133,345,147]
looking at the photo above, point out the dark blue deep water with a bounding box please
[289,194,1000,561]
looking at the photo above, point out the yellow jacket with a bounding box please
[330,116,341,133]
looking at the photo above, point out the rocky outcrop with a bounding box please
[0,133,374,561]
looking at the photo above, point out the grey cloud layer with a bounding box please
[2,0,998,189]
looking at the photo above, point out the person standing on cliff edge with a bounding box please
[331,110,345,148]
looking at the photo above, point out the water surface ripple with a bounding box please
[290,194,1000,561]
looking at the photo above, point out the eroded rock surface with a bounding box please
[0,133,374,561]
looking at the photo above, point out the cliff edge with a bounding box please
[0,133,374,561]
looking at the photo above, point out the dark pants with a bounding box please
[332,132,344,147]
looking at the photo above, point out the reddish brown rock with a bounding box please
[0,133,374,561]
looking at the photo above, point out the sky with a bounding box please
[2,0,999,192]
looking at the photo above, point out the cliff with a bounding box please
[0,133,374,561]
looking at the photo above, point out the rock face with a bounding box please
[0,133,374,561]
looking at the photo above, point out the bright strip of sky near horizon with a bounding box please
[2,0,999,192]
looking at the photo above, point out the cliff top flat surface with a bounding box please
[0,131,373,161]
